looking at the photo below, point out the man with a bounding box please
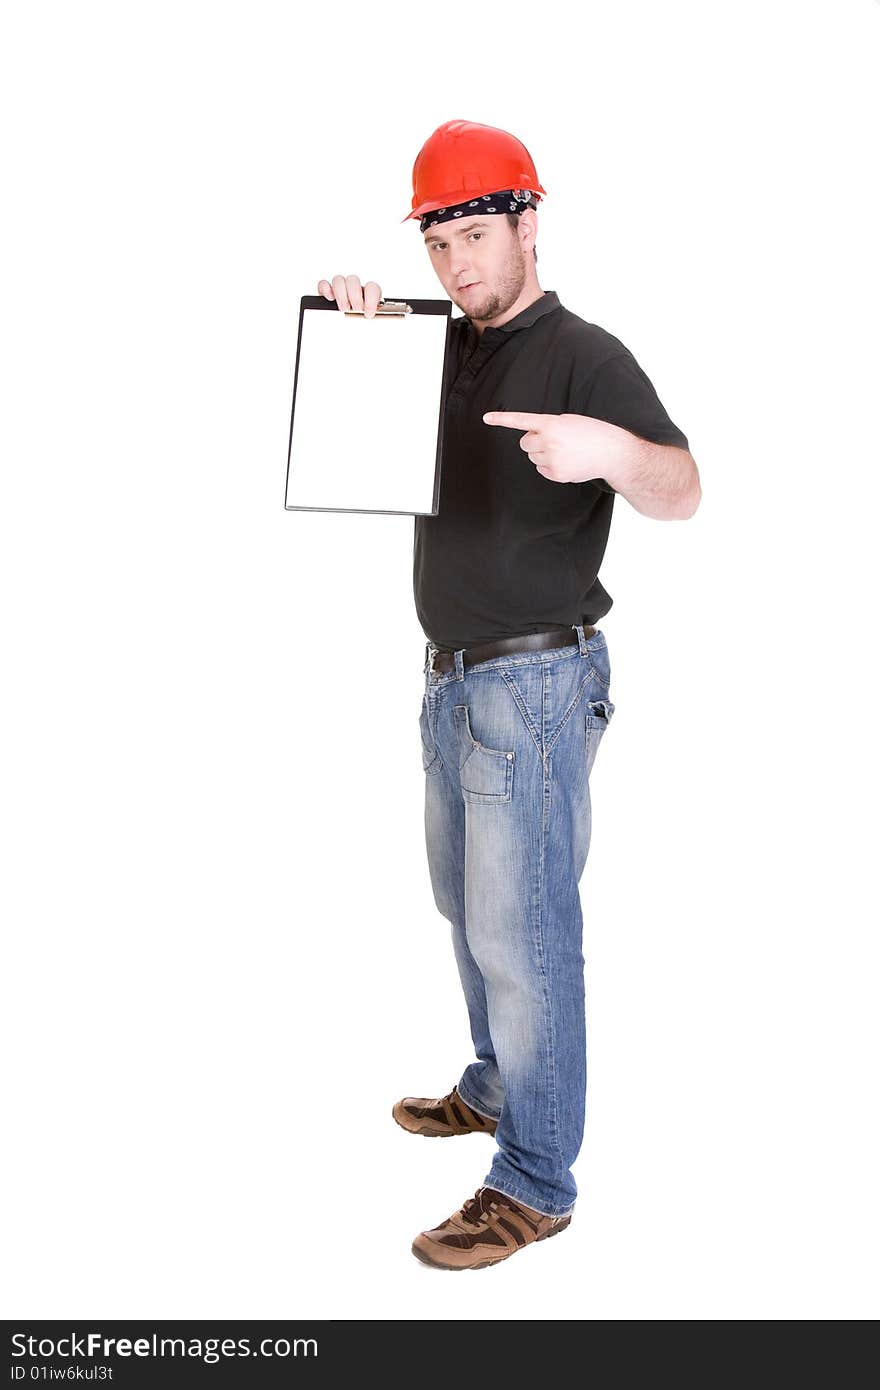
[317,119,700,1271]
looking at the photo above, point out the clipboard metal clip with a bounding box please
[343,299,413,316]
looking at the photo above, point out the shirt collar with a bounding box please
[458,289,561,337]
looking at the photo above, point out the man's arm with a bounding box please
[597,422,701,521]
[574,349,700,520]
[483,408,701,520]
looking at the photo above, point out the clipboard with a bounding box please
[284,295,453,515]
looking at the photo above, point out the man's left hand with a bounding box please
[482,410,623,486]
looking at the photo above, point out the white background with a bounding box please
[2,0,878,1321]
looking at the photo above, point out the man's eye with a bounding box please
[431,232,482,252]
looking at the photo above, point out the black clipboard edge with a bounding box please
[283,296,453,516]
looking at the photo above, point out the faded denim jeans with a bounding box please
[418,624,615,1218]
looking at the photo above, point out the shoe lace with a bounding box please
[460,1187,497,1228]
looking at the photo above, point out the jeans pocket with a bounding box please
[590,641,612,690]
[419,696,442,774]
[585,698,615,777]
[454,704,514,803]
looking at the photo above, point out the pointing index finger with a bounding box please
[482,411,547,430]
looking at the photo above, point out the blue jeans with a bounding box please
[418,624,615,1218]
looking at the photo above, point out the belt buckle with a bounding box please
[429,643,454,678]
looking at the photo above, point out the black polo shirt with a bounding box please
[412,289,689,650]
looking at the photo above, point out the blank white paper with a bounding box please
[285,305,450,514]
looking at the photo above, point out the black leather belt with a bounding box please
[426,624,597,675]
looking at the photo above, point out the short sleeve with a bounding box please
[576,351,690,494]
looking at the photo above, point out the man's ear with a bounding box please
[519,207,538,255]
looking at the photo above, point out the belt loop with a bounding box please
[425,641,440,680]
[573,622,591,658]
[454,648,465,681]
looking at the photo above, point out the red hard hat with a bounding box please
[401,119,547,224]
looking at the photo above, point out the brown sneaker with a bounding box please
[412,1186,571,1270]
[392,1087,498,1138]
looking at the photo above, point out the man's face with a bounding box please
[423,214,533,322]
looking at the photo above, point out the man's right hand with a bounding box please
[317,275,383,318]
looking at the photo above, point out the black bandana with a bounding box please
[419,188,538,233]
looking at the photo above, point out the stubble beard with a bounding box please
[457,239,527,324]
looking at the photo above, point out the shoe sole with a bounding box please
[411,1217,571,1271]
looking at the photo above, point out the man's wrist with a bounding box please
[574,417,643,488]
